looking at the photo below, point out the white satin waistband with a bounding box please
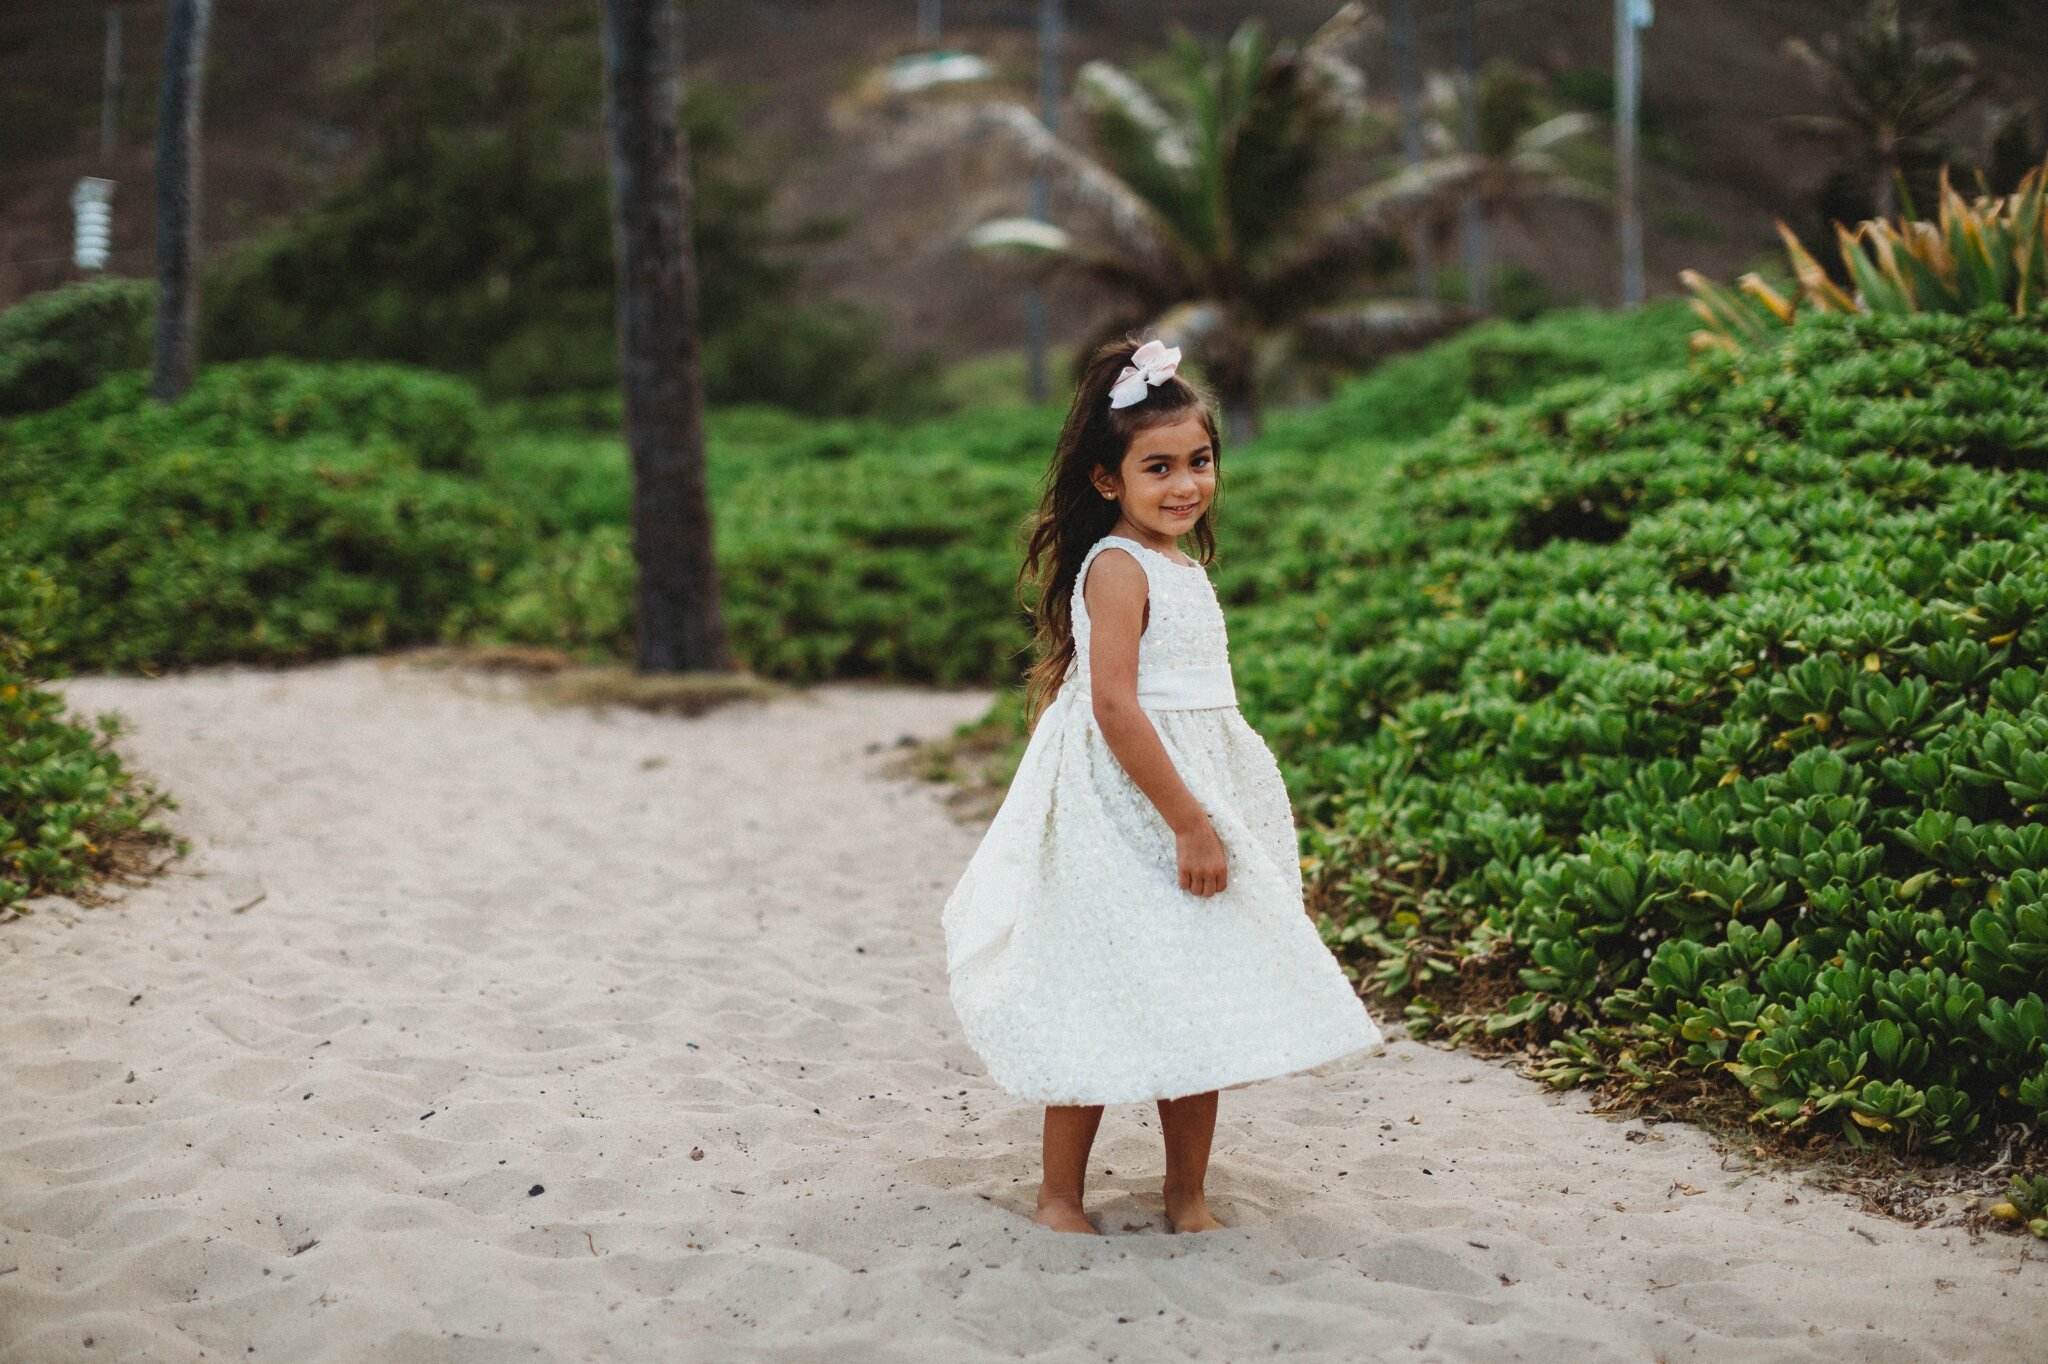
[1069,663,1238,711]
[1140,663,1238,710]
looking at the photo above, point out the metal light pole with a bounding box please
[1456,0,1487,313]
[1393,0,1433,303]
[1615,0,1652,306]
[79,5,123,278]
[103,5,122,160]
[1024,0,1060,402]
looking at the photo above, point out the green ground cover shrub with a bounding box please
[1,361,1059,681]
[1236,306,2048,1160]
[0,277,154,418]
[0,362,526,669]
[482,404,1055,682]
[0,556,181,914]
[478,302,1696,679]
[1276,299,1695,449]
[2,304,1677,684]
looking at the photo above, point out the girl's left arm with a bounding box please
[1083,547,1229,896]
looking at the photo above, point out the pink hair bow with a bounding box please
[1107,338,1182,409]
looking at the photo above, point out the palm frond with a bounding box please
[1781,3,1978,154]
[1773,113,1859,142]
[963,216,1177,301]
[1781,37,1842,94]
[1075,60,1193,170]
[963,217,1073,262]
[920,100,1191,290]
[1074,59,1208,251]
[1300,0,1375,68]
[1147,299,1226,361]
[1252,163,1469,312]
[1297,0,1378,124]
[1505,152,1606,204]
[1518,111,1601,156]
[1225,39,1354,261]
[1292,299,1473,365]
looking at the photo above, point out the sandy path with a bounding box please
[1,656,2039,1364]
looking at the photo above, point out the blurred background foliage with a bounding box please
[193,0,944,416]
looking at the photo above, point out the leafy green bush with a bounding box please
[481,404,1053,682]
[30,357,488,474]
[0,277,154,417]
[1273,299,1695,449]
[0,363,527,669]
[0,556,181,914]
[5,301,1681,685]
[1237,306,2048,1157]
[0,357,1050,679]
[698,297,949,423]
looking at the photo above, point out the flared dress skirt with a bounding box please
[941,575,1386,1106]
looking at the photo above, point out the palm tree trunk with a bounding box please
[600,0,735,674]
[151,0,211,403]
[1208,329,1261,448]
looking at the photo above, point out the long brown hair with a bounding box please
[1015,332,1224,728]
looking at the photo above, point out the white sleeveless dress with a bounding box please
[941,533,1385,1105]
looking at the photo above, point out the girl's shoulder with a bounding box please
[1079,533,1144,568]
[1090,534,1207,575]
[1088,533,1187,568]
[1077,535,1156,590]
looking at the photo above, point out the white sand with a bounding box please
[2,655,2039,1363]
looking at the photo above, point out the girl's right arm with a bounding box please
[1082,548,1229,897]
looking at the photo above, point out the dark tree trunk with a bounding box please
[151,0,210,403]
[1876,149,1899,223]
[1207,325,1261,448]
[599,0,734,674]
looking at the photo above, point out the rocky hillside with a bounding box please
[2,0,2041,365]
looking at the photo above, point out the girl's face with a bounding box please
[1091,413,1217,542]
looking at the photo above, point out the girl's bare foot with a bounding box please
[1031,1196,1101,1234]
[1163,1187,1225,1233]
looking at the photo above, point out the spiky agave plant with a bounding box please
[1681,153,2048,353]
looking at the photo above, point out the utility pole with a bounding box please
[151,0,210,403]
[1615,0,1652,306]
[77,4,123,278]
[1025,0,1060,402]
[1456,0,1487,313]
[102,5,122,160]
[1393,0,1433,303]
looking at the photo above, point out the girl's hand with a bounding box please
[1176,817,1229,897]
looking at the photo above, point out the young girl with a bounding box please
[941,335,1385,1237]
